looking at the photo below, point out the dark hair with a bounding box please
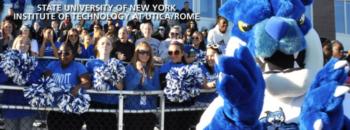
[59,42,75,57]
[216,16,228,24]
[64,28,80,56]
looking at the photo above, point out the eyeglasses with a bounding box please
[138,50,150,56]
[168,50,180,56]
[58,51,72,56]
[207,43,220,49]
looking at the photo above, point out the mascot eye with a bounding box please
[238,21,253,32]
[298,14,306,25]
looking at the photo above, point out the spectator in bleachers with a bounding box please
[159,26,184,62]
[64,28,88,58]
[51,20,62,43]
[5,7,21,34]
[127,17,141,31]
[0,36,36,130]
[39,27,60,58]
[159,18,170,35]
[201,28,209,45]
[152,26,167,41]
[104,18,114,33]
[45,43,91,130]
[183,45,196,65]
[183,28,194,45]
[187,20,198,32]
[91,24,104,46]
[0,19,13,52]
[84,37,121,130]
[179,1,193,34]
[126,24,142,43]
[196,44,221,106]
[135,23,162,63]
[321,38,332,65]
[89,19,102,33]
[31,21,42,44]
[20,25,39,56]
[331,40,344,59]
[59,15,72,33]
[105,25,118,43]
[188,31,206,64]
[124,41,160,130]
[207,16,230,52]
[113,27,135,62]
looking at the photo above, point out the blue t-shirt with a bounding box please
[46,61,88,91]
[124,64,160,109]
[86,59,119,105]
[43,42,61,57]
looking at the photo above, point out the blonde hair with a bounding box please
[131,41,155,77]
[95,36,113,57]
[12,35,30,52]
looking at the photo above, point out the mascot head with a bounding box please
[220,0,323,98]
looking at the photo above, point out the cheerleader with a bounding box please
[84,36,124,130]
[123,41,160,130]
[0,35,43,130]
[159,41,200,130]
[44,43,91,130]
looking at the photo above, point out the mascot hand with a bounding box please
[215,46,265,127]
[300,58,350,130]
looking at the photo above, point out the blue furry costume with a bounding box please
[197,0,350,129]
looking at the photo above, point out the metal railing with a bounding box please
[0,85,216,130]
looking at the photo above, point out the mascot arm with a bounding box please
[204,46,265,129]
[300,58,350,130]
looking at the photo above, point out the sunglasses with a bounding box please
[207,44,220,49]
[138,50,150,55]
[168,50,180,56]
[69,34,78,37]
[58,51,72,56]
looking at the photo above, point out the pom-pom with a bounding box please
[164,65,205,102]
[93,58,126,91]
[57,89,91,114]
[24,76,63,107]
[0,50,37,85]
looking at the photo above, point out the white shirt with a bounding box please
[207,25,230,53]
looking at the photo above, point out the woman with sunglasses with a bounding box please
[159,26,184,62]
[45,43,91,130]
[123,41,160,130]
[159,41,199,130]
[0,36,39,130]
[84,37,122,130]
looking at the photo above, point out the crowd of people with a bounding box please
[0,1,231,130]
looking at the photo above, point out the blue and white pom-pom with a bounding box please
[57,89,91,114]
[24,76,63,107]
[0,50,37,85]
[93,58,126,91]
[164,65,205,102]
